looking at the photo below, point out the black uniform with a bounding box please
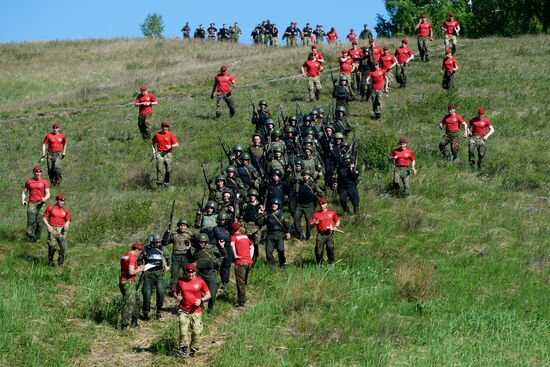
[138,244,170,319]
[336,164,360,214]
[257,209,290,267]
[213,223,232,288]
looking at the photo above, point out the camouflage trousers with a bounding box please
[47,152,63,186]
[442,71,455,90]
[393,166,411,196]
[307,76,322,101]
[119,280,139,327]
[469,135,487,169]
[270,37,279,48]
[178,310,203,350]
[439,131,460,160]
[302,37,311,46]
[287,36,298,47]
[371,89,383,116]
[26,201,44,241]
[138,113,153,140]
[315,231,335,264]
[235,264,250,305]
[215,93,235,118]
[444,35,458,54]
[396,64,408,87]
[48,226,67,266]
[155,151,172,187]
[417,36,430,61]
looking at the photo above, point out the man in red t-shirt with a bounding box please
[301,53,323,102]
[310,44,324,64]
[395,38,414,88]
[346,29,357,44]
[229,222,253,307]
[442,12,460,54]
[310,198,340,264]
[468,107,495,171]
[441,48,458,89]
[338,50,354,76]
[379,45,397,86]
[389,138,417,196]
[41,122,67,186]
[135,86,158,140]
[174,263,211,359]
[43,194,71,266]
[368,38,383,65]
[210,65,237,119]
[151,122,179,189]
[415,14,433,61]
[438,103,468,161]
[348,41,364,91]
[119,243,145,329]
[366,63,389,119]
[326,27,338,44]
[21,165,50,242]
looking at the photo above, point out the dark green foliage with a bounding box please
[358,128,396,171]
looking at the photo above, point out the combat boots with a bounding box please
[178,346,190,359]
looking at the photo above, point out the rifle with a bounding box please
[167,199,176,232]
[278,105,286,126]
[218,137,232,161]
[220,152,225,175]
[295,102,303,121]
[250,97,258,120]
[201,163,212,188]
[330,70,337,87]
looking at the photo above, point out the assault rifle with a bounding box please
[330,70,338,87]
[278,105,286,127]
[201,163,212,188]
[167,199,176,233]
[250,97,257,119]
[218,137,232,161]
[220,152,225,175]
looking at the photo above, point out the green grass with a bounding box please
[0,35,549,366]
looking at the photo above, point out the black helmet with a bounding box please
[150,234,162,243]
[177,218,188,226]
[339,74,349,82]
[318,108,325,114]
[310,108,319,115]
[272,168,283,177]
[303,115,312,123]
[288,115,298,121]
[270,197,282,206]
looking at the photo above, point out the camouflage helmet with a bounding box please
[241,152,251,160]
[150,234,162,243]
[215,174,226,182]
[303,115,312,123]
[258,99,268,106]
[284,126,296,133]
[232,144,244,152]
[317,108,325,115]
[217,210,230,220]
[247,188,259,197]
[302,168,312,176]
[339,74,349,82]
[266,118,275,126]
[177,218,188,226]
[342,153,352,160]
[273,145,284,153]
[272,168,283,177]
[334,132,345,139]
[335,105,347,114]
[270,197,283,206]
[197,233,209,242]
[305,127,316,136]
[226,165,237,173]
[273,129,283,137]
[205,200,217,209]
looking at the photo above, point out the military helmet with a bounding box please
[294,159,304,166]
[266,118,275,126]
[273,145,284,153]
[339,74,349,81]
[177,218,188,226]
[270,197,283,206]
[302,168,312,176]
[284,126,296,133]
[205,200,217,209]
[248,188,259,197]
[342,141,351,147]
[240,152,251,161]
[303,137,314,145]
[324,124,335,131]
[310,108,319,115]
[198,233,209,242]
[335,105,347,114]
[272,168,283,177]
[217,210,230,220]
[288,115,298,121]
[226,165,237,173]
[215,174,226,182]
[232,144,243,152]
[334,132,345,139]
[273,129,283,137]
[317,108,325,114]
[303,115,312,122]
[305,127,316,135]
[150,234,162,243]
[222,189,233,197]
[259,99,268,106]
[342,153,351,160]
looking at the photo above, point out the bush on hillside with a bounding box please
[358,129,397,171]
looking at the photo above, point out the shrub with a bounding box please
[393,260,433,302]
[358,128,397,171]
[141,13,164,39]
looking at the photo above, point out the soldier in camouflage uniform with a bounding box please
[119,243,145,329]
[229,144,244,167]
[333,106,352,136]
[42,194,71,267]
[218,190,239,221]
[302,23,313,46]
[41,123,67,186]
[267,146,289,175]
[139,234,170,321]
[229,22,242,43]
[283,125,302,163]
[192,233,226,312]
[163,219,195,296]
[283,21,301,47]
[239,189,265,264]
[252,100,271,137]
[194,200,218,244]
[257,198,291,267]
[332,75,353,111]
[238,153,262,191]
[266,129,286,160]
[248,135,266,173]
[225,166,246,199]
[301,146,324,181]
[293,169,324,240]
[209,175,230,203]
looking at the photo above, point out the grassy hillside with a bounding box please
[0,36,549,367]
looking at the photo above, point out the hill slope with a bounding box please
[0,36,549,367]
